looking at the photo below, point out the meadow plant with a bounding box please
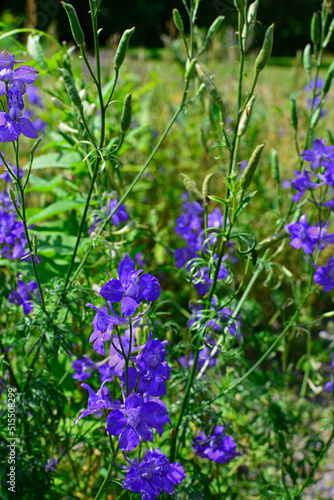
[1,0,334,499]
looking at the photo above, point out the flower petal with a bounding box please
[119,424,140,451]
[18,117,38,139]
[106,410,127,435]
[121,296,139,317]
[118,255,135,286]
[100,279,125,302]
[137,273,161,302]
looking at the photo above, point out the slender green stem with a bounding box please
[69,84,190,286]
[63,156,101,291]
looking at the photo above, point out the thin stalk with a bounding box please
[63,156,101,291]
[69,84,191,286]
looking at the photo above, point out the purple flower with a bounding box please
[301,138,334,171]
[193,425,239,464]
[45,456,58,472]
[108,329,135,376]
[188,300,242,340]
[0,50,38,95]
[284,214,334,255]
[324,161,334,189]
[314,256,334,292]
[75,381,119,424]
[122,448,186,500]
[87,304,126,354]
[135,332,171,397]
[8,279,39,315]
[72,355,96,381]
[291,169,323,203]
[100,255,160,317]
[98,362,116,382]
[26,85,43,108]
[106,393,171,451]
[0,89,38,142]
[89,196,129,233]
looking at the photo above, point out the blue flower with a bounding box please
[72,355,96,381]
[122,448,186,500]
[301,138,334,171]
[106,393,171,451]
[285,214,334,255]
[75,381,119,424]
[100,255,160,317]
[291,169,323,203]
[193,425,239,464]
[8,279,39,314]
[314,256,334,292]
[0,50,38,95]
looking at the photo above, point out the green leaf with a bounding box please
[207,195,229,206]
[23,152,82,170]
[28,198,87,224]
[25,174,63,193]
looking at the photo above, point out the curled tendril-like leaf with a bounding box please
[230,232,257,256]
[186,257,212,285]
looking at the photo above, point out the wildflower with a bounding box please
[291,169,323,203]
[100,255,160,317]
[0,50,38,95]
[98,362,116,382]
[301,138,334,170]
[45,456,59,472]
[324,161,334,189]
[122,448,186,500]
[8,279,38,314]
[188,300,242,339]
[135,332,171,397]
[0,87,38,141]
[193,425,239,464]
[106,393,171,451]
[314,256,334,292]
[72,355,96,381]
[89,196,129,233]
[75,381,119,424]
[285,214,334,255]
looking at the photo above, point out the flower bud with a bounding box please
[240,143,265,190]
[196,64,223,106]
[120,93,132,134]
[62,2,85,48]
[59,123,79,134]
[311,12,320,47]
[51,96,68,110]
[254,23,274,74]
[114,27,135,70]
[237,95,256,137]
[79,88,87,100]
[180,173,204,205]
[206,16,225,42]
[58,68,83,111]
[185,58,197,84]
[270,149,280,184]
[202,172,215,205]
[87,102,97,118]
[290,96,298,130]
[303,44,312,74]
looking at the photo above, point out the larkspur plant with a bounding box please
[1,0,334,499]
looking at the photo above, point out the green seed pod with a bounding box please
[311,12,320,47]
[323,18,334,48]
[196,64,223,106]
[303,44,312,74]
[51,96,68,110]
[242,0,259,40]
[121,93,132,134]
[114,27,135,70]
[256,231,290,252]
[185,58,197,84]
[62,2,85,48]
[87,102,97,118]
[9,187,21,217]
[57,68,83,111]
[180,174,204,205]
[310,105,322,128]
[234,0,245,11]
[33,231,38,254]
[202,172,215,205]
[30,136,43,155]
[290,96,298,130]
[322,61,334,97]
[237,95,256,137]
[270,149,280,184]
[206,16,225,41]
[240,143,265,190]
[173,9,185,36]
[255,23,274,74]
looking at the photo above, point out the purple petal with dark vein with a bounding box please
[121,296,139,317]
[19,118,38,139]
[118,254,135,285]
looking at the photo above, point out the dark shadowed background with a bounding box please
[0,0,331,55]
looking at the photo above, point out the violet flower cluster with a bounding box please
[74,255,186,499]
[193,425,239,464]
[174,195,228,295]
[0,50,39,142]
[287,138,334,292]
[89,195,129,234]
